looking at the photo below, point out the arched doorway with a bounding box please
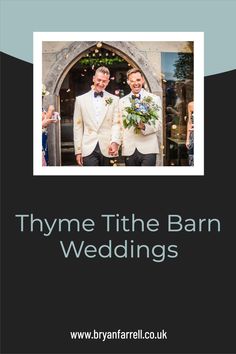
[60,46,137,165]
[43,41,162,166]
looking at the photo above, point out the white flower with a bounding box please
[42,84,49,97]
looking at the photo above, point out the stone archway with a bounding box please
[43,41,163,165]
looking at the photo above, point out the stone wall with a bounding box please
[42,41,192,85]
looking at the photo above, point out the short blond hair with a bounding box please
[95,66,110,77]
[126,68,144,79]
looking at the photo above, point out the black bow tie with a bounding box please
[132,94,141,100]
[94,91,104,98]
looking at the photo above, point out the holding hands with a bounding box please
[76,142,119,167]
[108,142,119,156]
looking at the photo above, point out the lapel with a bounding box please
[141,89,149,98]
[84,91,97,130]
[124,94,132,108]
[96,92,109,130]
[121,95,132,120]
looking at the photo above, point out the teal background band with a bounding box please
[1,0,235,76]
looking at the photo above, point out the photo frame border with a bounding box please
[34,31,204,176]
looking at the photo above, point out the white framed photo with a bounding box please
[34,32,204,176]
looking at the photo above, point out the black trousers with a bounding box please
[124,149,156,166]
[83,143,111,166]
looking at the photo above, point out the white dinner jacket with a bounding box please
[119,89,162,156]
[73,90,121,157]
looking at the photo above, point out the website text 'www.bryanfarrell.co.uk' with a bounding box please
[70,329,167,342]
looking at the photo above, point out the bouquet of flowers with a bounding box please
[42,84,49,97]
[123,95,160,134]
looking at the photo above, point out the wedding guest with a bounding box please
[42,105,59,165]
[119,68,162,166]
[186,101,194,166]
[73,66,121,166]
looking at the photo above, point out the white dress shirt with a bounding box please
[92,91,106,125]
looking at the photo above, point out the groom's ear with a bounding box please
[127,79,130,85]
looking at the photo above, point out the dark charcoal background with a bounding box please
[1,53,236,354]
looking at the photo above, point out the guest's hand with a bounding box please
[42,114,57,128]
[42,112,51,128]
[46,105,55,119]
[42,105,59,128]
[108,142,119,156]
[76,154,83,166]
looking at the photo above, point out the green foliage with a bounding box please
[174,53,193,79]
[79,56,125,67]
[123,96,160,134]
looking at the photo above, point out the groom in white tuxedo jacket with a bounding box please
[119,68,162,166]
[73,66,121,166]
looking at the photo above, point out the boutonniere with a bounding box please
[105,97,113,106]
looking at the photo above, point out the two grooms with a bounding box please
[73,66,162,166]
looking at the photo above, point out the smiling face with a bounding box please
[93,72,110,93]
[127,72,145,95]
